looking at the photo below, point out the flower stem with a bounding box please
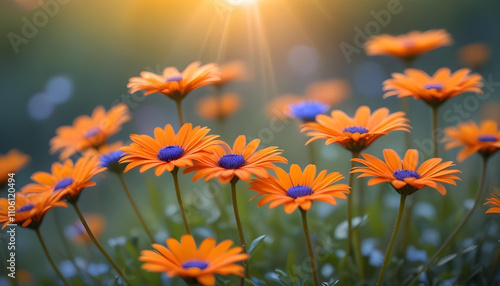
[409,157,488,285]
[117,173,155,243]
[343,151,364,279]
[230,178,249,283]
[376,194,407,286]
[175,99,184,126]
[71,203,130,286]
[432,105,439,158]
[300,208,319,286]
[35,228,70,286]
[171,167,191,235]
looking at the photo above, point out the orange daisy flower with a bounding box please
[50,104,130,160]
[213,61,249,88]
[383,68,483,107]
[249,164,349,214]
[196,93,241,121]
[22,155,106,203]
[300,106,410,152]
[127,61,220,101]
[485,194,500,214]
[352,149,461,196]
[0,149,30,185]
[443,120,500,162]
[365,29,452,60]
[140,234,249,286]
[67,213,106,244]
[184,135,287,184]
[120,123,220,176]
[0,191,67,229]
[459,43,491,70]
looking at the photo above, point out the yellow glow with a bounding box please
[226,0,259,6]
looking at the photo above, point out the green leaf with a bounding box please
[244,278,257,285]
[248,235,266,256]
[274,269,295,286]
[437,254,457,266]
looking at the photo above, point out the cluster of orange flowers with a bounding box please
[1,29,499,286]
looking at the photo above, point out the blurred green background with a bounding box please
[1,0,500,285]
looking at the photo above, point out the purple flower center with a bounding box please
[423,83,444,91]
[85,128,101,139]
[393,170,420,181]
[218,154,245,169]
[286,185,313,199]
[288,101,329,122]
[478,135,497,142]
[100,150,125,168]
[181,260,209,270]
[54,178,74,191]
[17,204,34,213]
[157,145,184,162]
[167,75,183,82]
[343,126,369,134]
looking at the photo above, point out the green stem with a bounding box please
[230,178,249,283]
[71,203,130,286]
[432,105,439,158]
[343,151,364,279]
[409,157,488,285]
[175,99,184,126]
[300,208,319,286]
[117,173,155,243]
[35,228,71,286]
[171,167,191,235]
[376,194,407,286]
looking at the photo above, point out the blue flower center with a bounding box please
[478,135,497,142]
[343,126,369,134]
[100,150,125,168]
[393,170,420,181]
[157,145,184,162]
[54,178,74,191]
[181,260,209,270]
[17,204,34,213]
[85,128,101,139]
[423,83,444,91]
[167,75,183,82]
[218,154,246,169]
[286,185,314,199]
[288,101,329,122]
